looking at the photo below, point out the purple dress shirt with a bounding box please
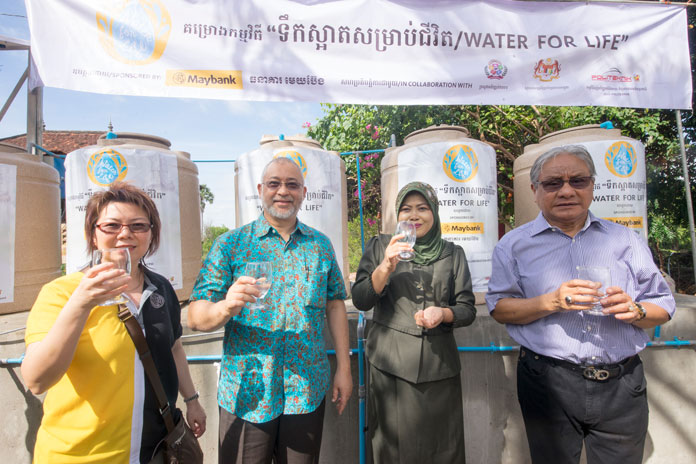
[486,212,675,365]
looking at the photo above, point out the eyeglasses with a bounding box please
[96,222,152,234]
[263,181,303,191]
[537,176,594,192]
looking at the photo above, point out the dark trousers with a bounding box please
[218,401,325,464]
[517,347,649,464]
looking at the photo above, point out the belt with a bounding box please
[520,347,639,381]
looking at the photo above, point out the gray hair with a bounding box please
[530,145,597,184]
[260,156,304,184]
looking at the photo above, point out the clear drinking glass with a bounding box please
[245,262,273,309]
[576,265,611,316]
[91,248,131,306]
[395,221,417,262]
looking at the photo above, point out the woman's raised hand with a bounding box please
[379,233,413,274]
[71,262,130,310]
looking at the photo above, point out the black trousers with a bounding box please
[517,347,648,464]
[218,400,325,464]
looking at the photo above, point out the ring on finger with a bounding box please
[565,295,573,305]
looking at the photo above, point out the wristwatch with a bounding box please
[631,302,647,321]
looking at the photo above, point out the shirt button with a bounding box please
[586,325,592,331]
[572,239,576,243]
[592,356,597,360]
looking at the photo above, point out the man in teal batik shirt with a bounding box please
[188,157,352,464]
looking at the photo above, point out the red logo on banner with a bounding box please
[591,68,640,83]
[533,58,561,82]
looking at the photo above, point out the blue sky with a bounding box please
[0,1,326,227]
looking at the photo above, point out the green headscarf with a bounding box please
[395,181,445,266]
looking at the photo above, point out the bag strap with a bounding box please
[118,304,176,432]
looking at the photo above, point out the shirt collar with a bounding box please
[123,268,158,325]
[253,213,314,239]
[142,271,157,293]
[529,210,605,237]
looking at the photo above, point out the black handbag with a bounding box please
[118,305,204,464]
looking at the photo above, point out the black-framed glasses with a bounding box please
[95,222,152,234]
[263,181,303,191]
[537,176,594,192]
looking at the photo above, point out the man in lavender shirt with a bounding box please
[486,145,675,464]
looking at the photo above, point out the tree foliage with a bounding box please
[202,225,229,258]
[309,104,685,219]
[199,183,214,212]
[308,103,696,285]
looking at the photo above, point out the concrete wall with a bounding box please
[2,296,696,463]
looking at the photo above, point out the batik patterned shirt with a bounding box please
[190,214,347,423]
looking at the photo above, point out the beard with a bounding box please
[263,197,301,220]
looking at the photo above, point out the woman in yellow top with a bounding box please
[22,182,206,463]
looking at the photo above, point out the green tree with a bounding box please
[309,104,678,224]
[202,225,229,259]
[199,184,214,212]
[308,104,694,279]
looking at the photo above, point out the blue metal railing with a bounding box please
[339,148,387,254]
[3,339,694,367]
[339,146,390,464]
[31,143,65,158]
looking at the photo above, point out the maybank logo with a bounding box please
[441,222,484,234]
[604,216,643,229]
[166,70,244,89]
[605,141,637,178]
[96,0,171,65]
[443,145,479,183]
[87,149,128,186]
[274,151,308,179]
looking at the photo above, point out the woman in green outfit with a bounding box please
[352,181,476,463]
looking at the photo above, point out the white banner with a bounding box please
[65,146,183,288]
[25,0,691,109]
[235,148,347,284]
[396,141,498,292]
[0,164,17,304]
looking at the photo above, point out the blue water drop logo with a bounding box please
[604,142,637,178]
[443,145,479,183]
[452,148,473,180]
[612,145,633,176]
[87,149,128,186]
[113,3,156,61]
[97,0,172,65]
[95,155,119,184]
